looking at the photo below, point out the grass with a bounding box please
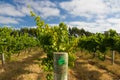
[0,47,46,80]
[76,51,120,80]
[0,49,120,80]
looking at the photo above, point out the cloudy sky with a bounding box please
[0,0,120,33]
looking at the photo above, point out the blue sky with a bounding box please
[0,0,120,33]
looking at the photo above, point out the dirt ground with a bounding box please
[0,48,120,80]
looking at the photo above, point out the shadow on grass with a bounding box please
[71,59,103,80]
[0,49,45,80]
[91,58,120,80]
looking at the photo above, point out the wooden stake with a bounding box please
[54,52,68,80]
[1,53,5,67]
[112,50,115,65]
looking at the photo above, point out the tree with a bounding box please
[69,27,92,37]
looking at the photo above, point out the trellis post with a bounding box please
[54,52,68,80]
[1,53,5,67]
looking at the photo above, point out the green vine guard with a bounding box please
[58,56,65,65]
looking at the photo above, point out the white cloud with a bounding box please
[49,24,59,27]
[60,15,67,20]
[14,0,60,18]
[0,0,60,18]
[20,26,37,28]
[18,6,31,16]
[14,0,56,8]
[60,0,108,19]
[96,19,106,24]
[0,0,120,33]
[0,16,19,24]
[105,0,120,13]
[107,18,120,24]
[59,0,120,33]
[59,0,120,20]
[66,21,120,33]
[0,0,60,25]
[0,3,24,17]
[34,7,60,18]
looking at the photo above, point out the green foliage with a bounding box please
[98,52,106,61]
[30,11,78,80]
[78,29,120,60]
[0,27,13,59]
[46,73,53,80]
[0,27,38,61]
